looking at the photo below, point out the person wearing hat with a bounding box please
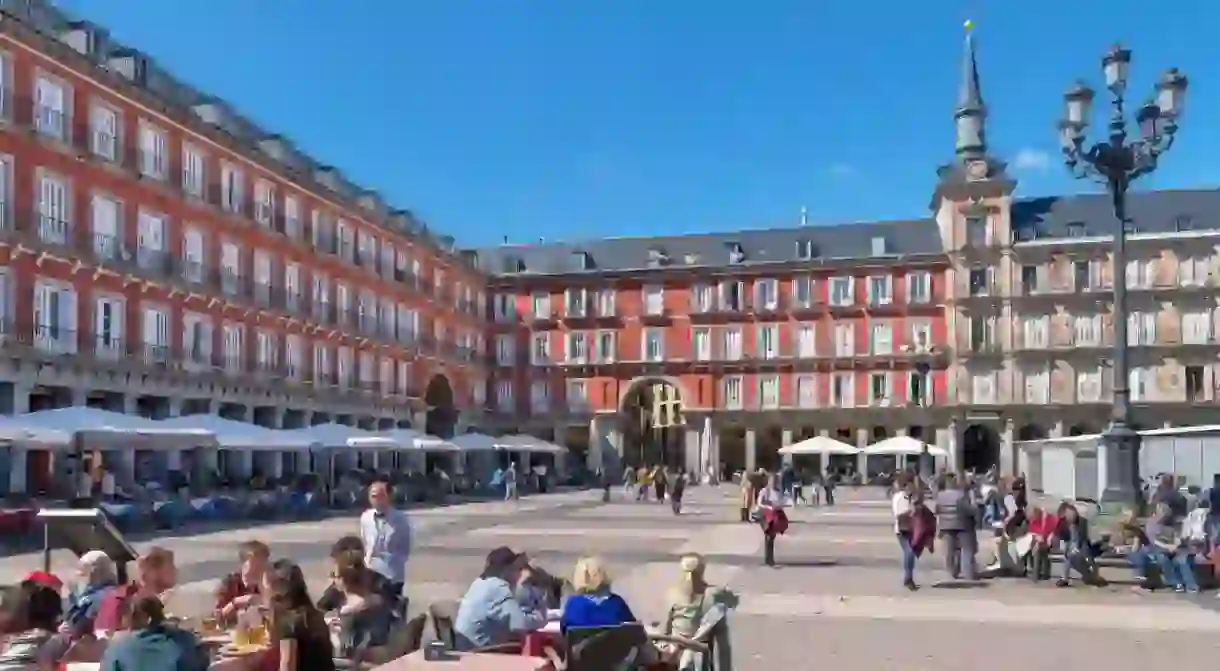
[64,551,118,636]
[453,547,545,650]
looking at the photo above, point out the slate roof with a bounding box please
[471,189,1220,277]
[1012,188,1220,240]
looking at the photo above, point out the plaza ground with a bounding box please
[4,487,1219,669]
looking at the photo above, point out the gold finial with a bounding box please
[963,19,974,33]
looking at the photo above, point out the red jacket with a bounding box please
[911,504,936,556]
[1027,512,1059,539]
[763,508,789,535]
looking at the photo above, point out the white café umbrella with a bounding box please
[157,416,316,451]
[450,432,500,452]
[276,423,402,449]
[778,435,860,456]
[494,434,566,455]
[863,435,947,457]
[378,428,462,453]
[15,407,216,449]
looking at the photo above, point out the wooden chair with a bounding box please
[546,624,651,671]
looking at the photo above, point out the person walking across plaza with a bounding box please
[670,469,687,515]
[934,474,978,581]
[892,472,923,590]
[359,479,413,614]
[756,473,788,567]
[503,462,519,501]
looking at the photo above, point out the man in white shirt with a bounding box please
[100,468,116,502]
[359,479,412,612]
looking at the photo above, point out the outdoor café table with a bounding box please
[371,650,554,670]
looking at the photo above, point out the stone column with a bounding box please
[70,388,88,407]
[1000,419,1016,477]
[166,399,183,473]
[1050,420,1065,438]
[121,394,138,414]
[9,448,26,494]
[588,416,605,471]
[818,429,831,476]
[856,428,869,477]
[744,429,757,474]
[266,407,286,429]
[781,429,794,467]
[684,427,699,475]
[167,398,184,418]
[11,383,30,415]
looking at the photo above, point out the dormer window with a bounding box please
[683,253,700,266]
[648,247,669,268]
[1066,221,1086,238]
[1013,225,1037,243]
[871,236,889,256]
[795,240,813,260]
[1174,215,1195,232]
[502,255,524,273]
[728,243,746,264]
[572,251,594,271]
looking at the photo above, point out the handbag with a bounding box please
[748,507,763,523]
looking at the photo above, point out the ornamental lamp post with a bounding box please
[1057,44,1188,508]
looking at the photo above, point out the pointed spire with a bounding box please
[954,20,988,160]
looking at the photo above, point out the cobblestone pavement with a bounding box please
[6,486,1220,668]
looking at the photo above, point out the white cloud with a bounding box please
[1014,147,1052,173]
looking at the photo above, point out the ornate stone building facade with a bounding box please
[0,2,487,462]
[472,33,1220,478]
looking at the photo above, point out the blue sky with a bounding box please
[57,1,1216,247]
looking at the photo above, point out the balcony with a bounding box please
[640,304,671,326]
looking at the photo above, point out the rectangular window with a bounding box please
[221,163,244,213]
[183,313,212,367]
[1183,310,1212,345]
[93,296,124,359]
[286,335,303,379]
[596,331,616,362]
[283,196,301,238]
[34,281,76,353]
[567,332,588,363]
[644,286,665,315]
[1024,369,1050,404]
[643,329,664,361]
[906,272,931,303]
[137,122,168,179]
[182,144,206,198]
[972,372,997,404]
[758,376,780,409]
[37,173,70,245]
[692,328,711,361]
[34,75,67,140]
[254,180,275,227]
[867,276,892,305]
[834,323,854,356]
[870,323,893,355]
[182,228,205,283]
[1073,314,1101,347]
[496,380,514,412]
[566,380,588,411]
[90,195,120,261]
[222,323,245,371]
[717,281,744,311]
[869,372,890,403]
[753,279,778,311]
[313,344,331,384]
[531,292,551,320]
[829,277,853,306]
[791,277,812,308]
[796,375,816,408]
[136,210,166,271]
[90,105,119,161]
[756,325,778,359]
[830,373,853,407]
[1021,315,1049,349]
[530,380,549,413]
[500,334,518,365]
[221,242,241,295]
[141,305,170,364]
[721,376,742,410]
[690,284,714,313]
[721,327,741,360]
[796,324,816,358]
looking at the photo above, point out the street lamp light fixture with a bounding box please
[1057,45,1188,508]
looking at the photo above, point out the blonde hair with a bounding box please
[571,556,611,594]
[80,550,117,586]
[670,553,707,604]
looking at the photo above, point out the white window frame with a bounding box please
[34,73,68,140]
[796,375,817,408]
[137,121,168,180]
[867,276,893,306]
[906,271,931,303]
[721,376,743,410]
[181,144,207,199]
[643,329,664,362]
[89,103,119,162]
[829,276,853,306]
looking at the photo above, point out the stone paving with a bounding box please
[6,486,1220,668]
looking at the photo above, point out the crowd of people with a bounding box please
[888,470,1220,594]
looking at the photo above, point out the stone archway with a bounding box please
[1017,424,1048,441]
[424,375,457,439]
[619,378,685,469]
[962,424,1000,474]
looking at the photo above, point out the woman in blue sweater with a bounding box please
[559,556,636,633]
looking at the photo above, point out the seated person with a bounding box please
[453,547,546,650]
[95,546,178,637]
[326,551,393,659]
[560,556,636,633]
[1025,506,1059,582]
[0,580,63,670]
[266,560,336,671]
[658,553,731,671]
[1129,503,1195,592]
[99,595,208,671]
[515,562,554,614]
[65,551,119,636]
[316,536,386,612]
[1055,503,1102,587]
[214,540,271,627]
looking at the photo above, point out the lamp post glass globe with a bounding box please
[1064,83,1095,126]
[1156,68,1188,118]
[1103,44,1131,93]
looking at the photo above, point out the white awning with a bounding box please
[450,432,500,452]
[157,416,316,451]
[778,435,860,456]
[276,423,402,449]
[10,408,217,450]
[863,436,948,457]
[495,434,567,454]
[377,429,461,453]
